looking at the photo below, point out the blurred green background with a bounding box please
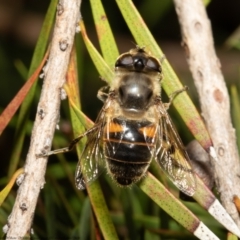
[0,0,240,239]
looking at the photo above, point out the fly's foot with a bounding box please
[36,150,49,158]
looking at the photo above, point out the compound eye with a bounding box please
[146,57,161,72]
[119,86,124,99]
[146,90,153,101]
[115,54,133,67]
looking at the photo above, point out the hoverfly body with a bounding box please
[43,47,196,196]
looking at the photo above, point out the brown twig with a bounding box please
[173,0,240,227]
[6,0,82,238]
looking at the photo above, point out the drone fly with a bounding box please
[42,47,196,196]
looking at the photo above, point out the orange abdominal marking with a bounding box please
[107,122,124,132]
[139,125,157,138]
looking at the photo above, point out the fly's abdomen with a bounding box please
[103,118,156,186]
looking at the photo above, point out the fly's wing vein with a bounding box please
[75,129,105,190]
[156,104,196,196]
[75,100,111,190]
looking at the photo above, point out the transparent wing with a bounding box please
[75,102,109,190]
[155,104,196,196]
[103,118,126,158]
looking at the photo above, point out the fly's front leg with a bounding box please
[159,55,166,64]
[164,86,189,110]
[37,126,98,157]
[97,85,110,102]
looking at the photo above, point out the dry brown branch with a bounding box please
[6,0,82,238]
[173,0,240,227]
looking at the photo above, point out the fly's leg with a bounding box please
[159,55,166,64]
[97,85,110,102]
[164,86,189,110]
[168,86,189,104]
[37,126,98,157]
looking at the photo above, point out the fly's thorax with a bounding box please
[112,69,161,95]
[104,95,159,122]
[110,71,161,118]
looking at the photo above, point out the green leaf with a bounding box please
[138,172,200,234]
[230,85,240,152]
[79,198,91,240]
[79,20,114,84]
[227,232,238,240]
[0,168,24,206]
[90,0,119,66]
[66,45,118,240]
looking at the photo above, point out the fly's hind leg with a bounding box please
[164,86,189,110]
[37,126,98,157]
